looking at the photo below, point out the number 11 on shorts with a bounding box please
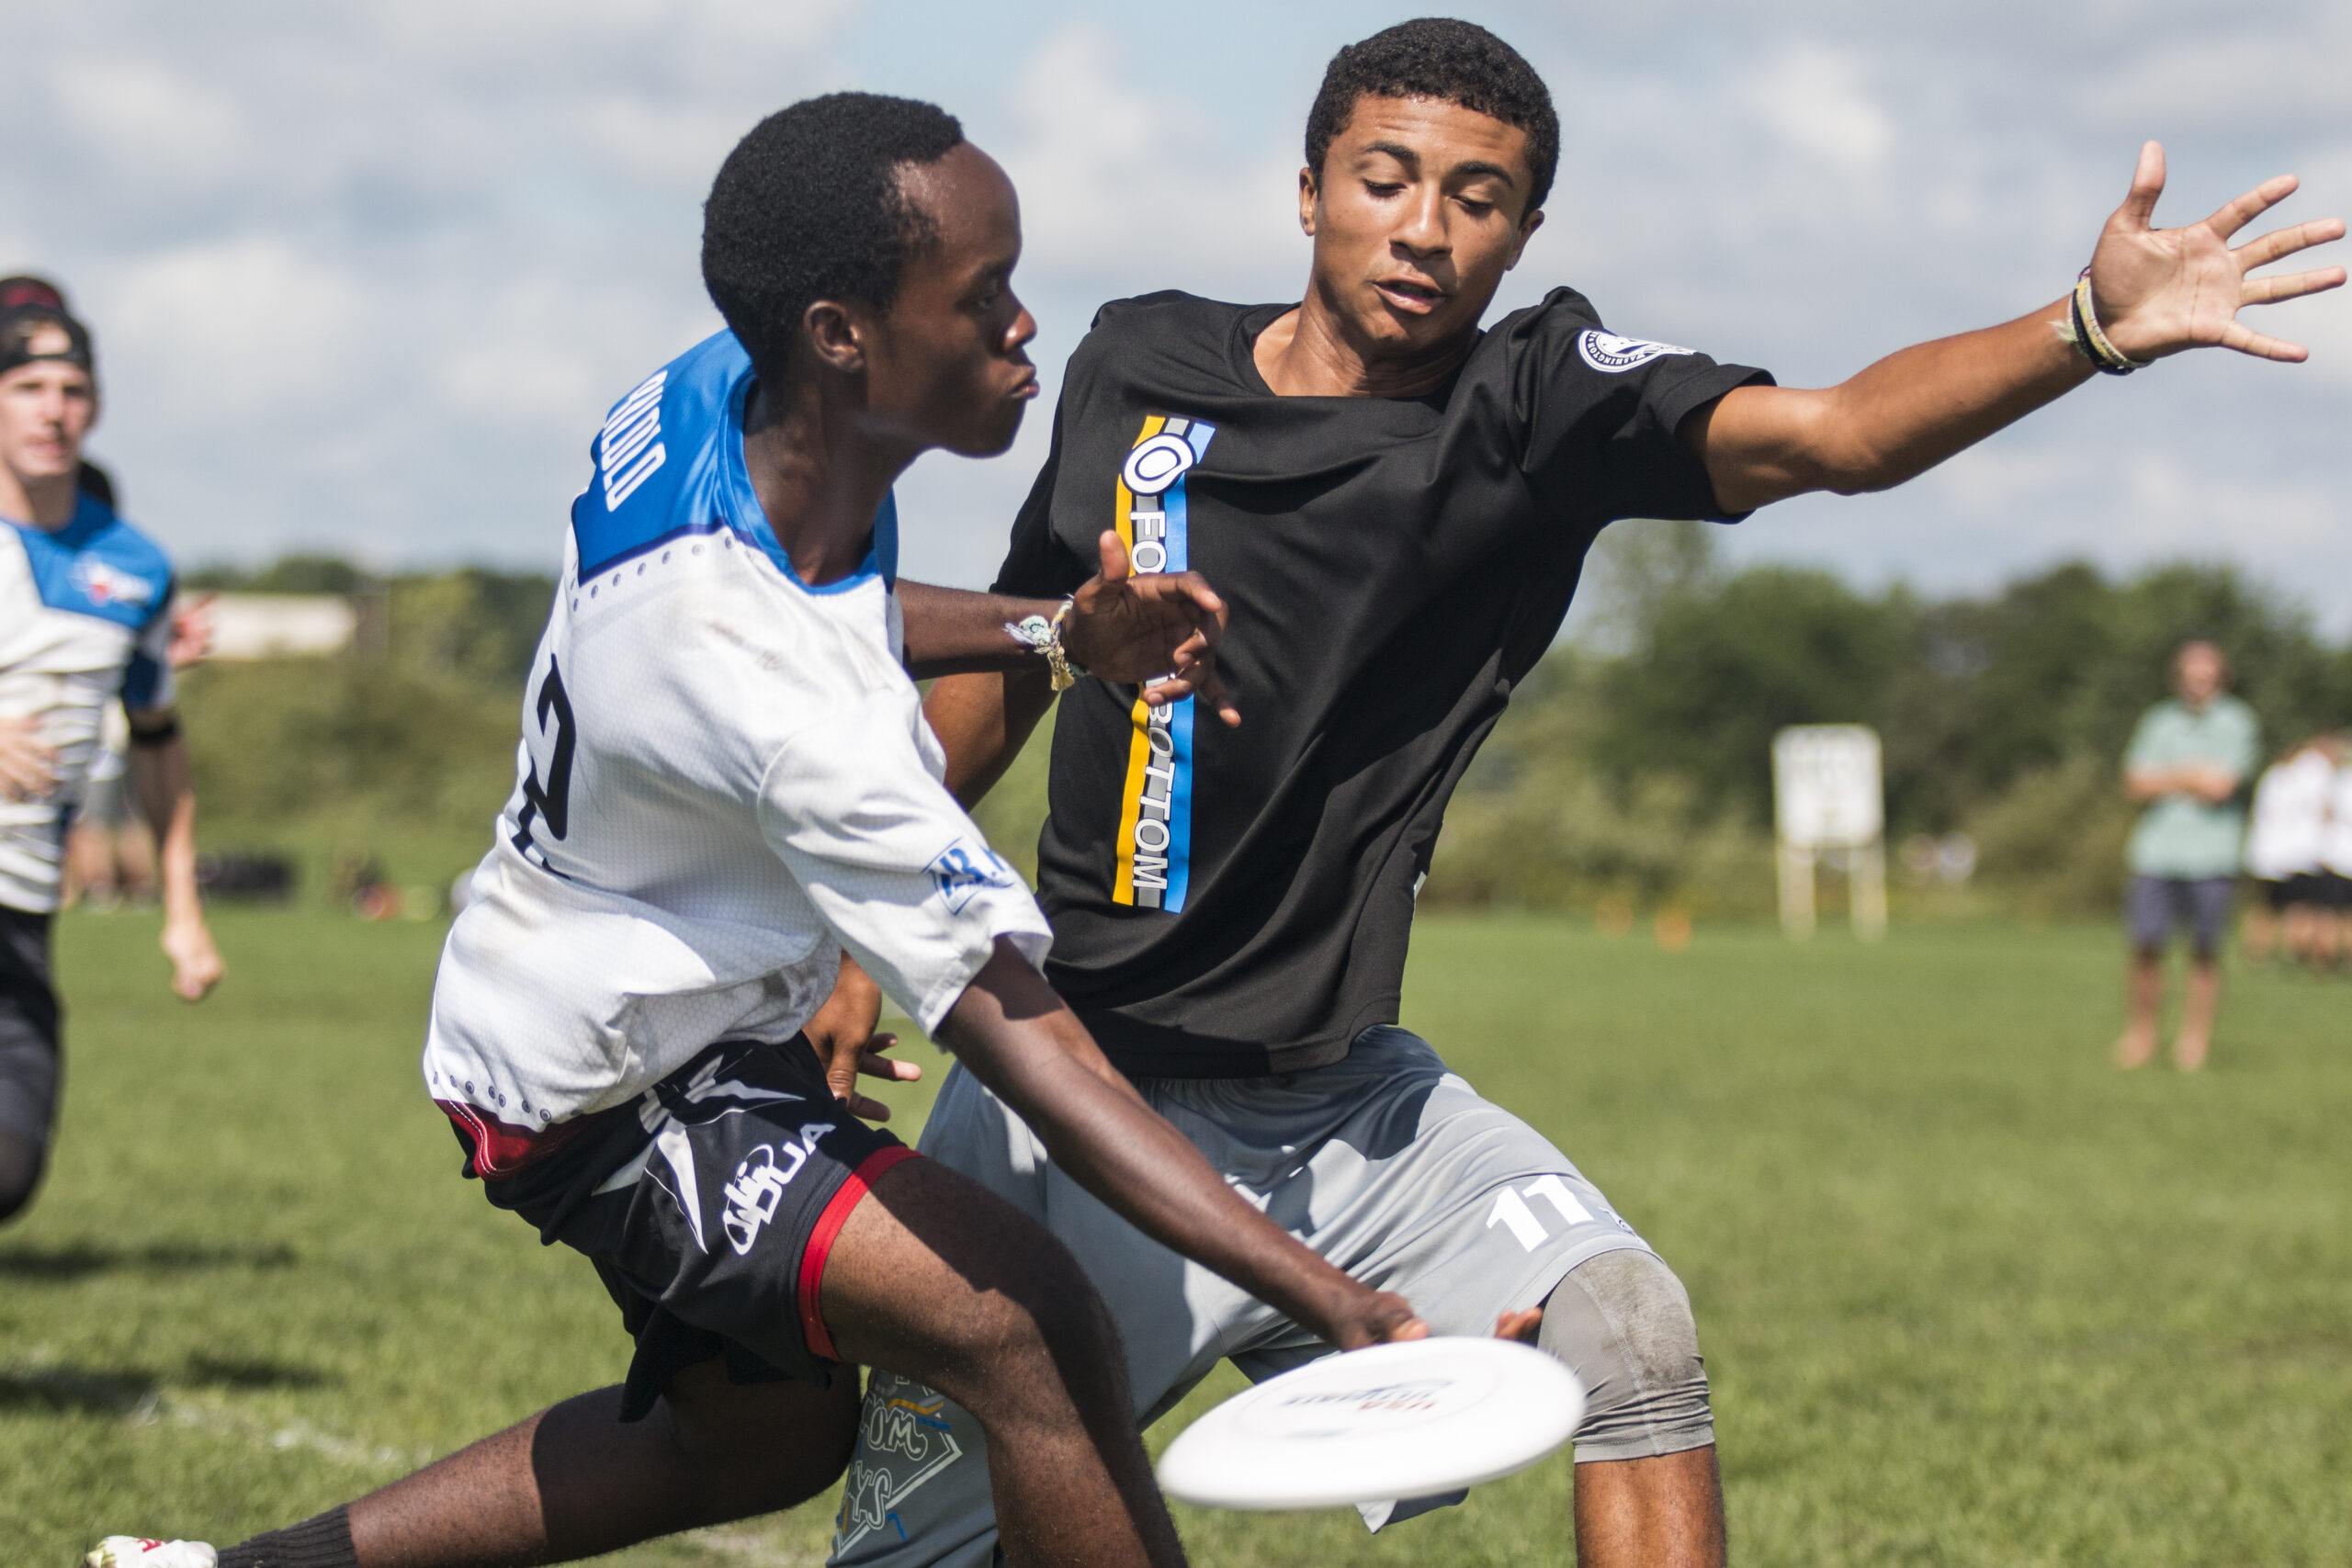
[1487,1176,1594,1251]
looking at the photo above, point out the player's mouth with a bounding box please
[1374,276,1446,315]
[1008,368,1039,400]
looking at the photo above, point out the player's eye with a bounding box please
[1363,181,1406,199]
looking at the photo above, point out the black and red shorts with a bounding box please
[444,1036,913,1420]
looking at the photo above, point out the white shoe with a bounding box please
[85,1539,218,1568]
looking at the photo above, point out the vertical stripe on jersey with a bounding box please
[1112,414,1215,912]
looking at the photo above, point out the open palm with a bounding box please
[2091,141,2345,364]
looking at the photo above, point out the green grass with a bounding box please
[4,910,2346,1565]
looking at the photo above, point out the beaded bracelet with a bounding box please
[2064,267,2152,376]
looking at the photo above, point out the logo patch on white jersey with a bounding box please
[71,557,156,609]
[927,838,1013,915]
[1577,330,1694,374]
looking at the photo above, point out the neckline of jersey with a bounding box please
[721,364,891,596]
[3,492,112,541]
[1228,300,1473,409]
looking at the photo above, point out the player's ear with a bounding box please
[1504,208,1544,272]
[803,299,866,375]
[1297,167,1318,237]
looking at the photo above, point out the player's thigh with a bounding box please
[0,911,62,1169]
[820,1156,1118,1416]
[660,1351,865,1493]
[2188,877,2234,957]
[1283,1026,1654,1339]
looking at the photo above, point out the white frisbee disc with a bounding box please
[1156,1337,1584,1511]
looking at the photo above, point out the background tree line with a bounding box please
[175,533,2352,919]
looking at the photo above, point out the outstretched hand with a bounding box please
[807,953,922,1122]
[2089,141,2345,364]
[1061,531,1241,728]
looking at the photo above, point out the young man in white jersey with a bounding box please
[0,277,223,1228]
[93,94,1424,1568]
[2242,735,2337,968]
[820,20,2345,1568]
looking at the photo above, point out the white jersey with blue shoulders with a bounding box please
[0,495,176,914]
[424,331,1049,1133]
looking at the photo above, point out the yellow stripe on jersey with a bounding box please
[1111,416,1168,906]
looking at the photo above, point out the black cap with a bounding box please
[0,274,94,380]
[0,276,69,312]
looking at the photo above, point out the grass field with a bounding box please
[3,909,2346,1566]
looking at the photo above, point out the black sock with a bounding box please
[217,1506,356,1568]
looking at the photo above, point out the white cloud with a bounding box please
[995,24,1304,292]
[1741,44,1895,175]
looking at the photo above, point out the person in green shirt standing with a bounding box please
[2117,640,2259,1071]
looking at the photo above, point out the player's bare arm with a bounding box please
[123,708,222,1001]
[1690,142,2345,513]
[942,939,1426,1350]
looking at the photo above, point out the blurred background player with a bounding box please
[2116,641,2258,1069]
[2316,735,2352,973]
[2241,733,2338,970]
[0,275,222,1226]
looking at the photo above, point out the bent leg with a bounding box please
[0,905,62,1225]
[223,1363,860,1568]
[821,1157,1182,1568]
[1542,1250,1724,1568]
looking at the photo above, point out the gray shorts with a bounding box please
[831,1025,1653,1567]
[2128,874,2235,957]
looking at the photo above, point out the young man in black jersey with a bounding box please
[825,18,2343,1568]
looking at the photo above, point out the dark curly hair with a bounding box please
[1304,19,1558,215]
[702,93,965,379]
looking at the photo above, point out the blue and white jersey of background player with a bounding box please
[424,331,1049,1136]
[0,495,175,914]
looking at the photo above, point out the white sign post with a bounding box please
[1771,725,1886,941]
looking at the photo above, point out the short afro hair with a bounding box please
[1305,19,1558,215]
[702,93,965,378]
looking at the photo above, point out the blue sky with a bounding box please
[4,1,2346,623]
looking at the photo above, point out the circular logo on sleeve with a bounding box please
[1577,329,1694,373]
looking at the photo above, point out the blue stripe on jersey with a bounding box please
[570,331,895,592]
[10,495,174,633]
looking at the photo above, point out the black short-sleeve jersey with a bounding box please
[993,288,1770,1077]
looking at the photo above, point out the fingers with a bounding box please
[2205,172,2300,243]
[2233,216,2346,272]
[1193,662,1242,728]
[1115,568,1227,624]
[1168,570,1226,623]
[856,1043,923,1083]
[2116,140,2165,229]
[2242,264,2348,307]
[1495,1307,1544,1344]
[845,1093,894,1123]
[1095,529,1132,584]
[2218,320,2310,362]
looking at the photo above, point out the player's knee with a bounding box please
[1540,1249,1714,1463]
